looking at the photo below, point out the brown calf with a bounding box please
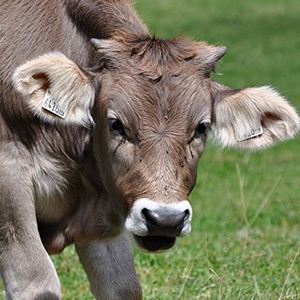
[0,0,299,299]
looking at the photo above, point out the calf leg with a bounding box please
[75,232,142,300]
[0,175,61,300]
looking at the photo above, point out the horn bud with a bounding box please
[91,38,112,50]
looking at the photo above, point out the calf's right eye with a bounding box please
[108,119,126,137]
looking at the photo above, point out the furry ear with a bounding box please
[211,86,300,150]
[13,52,96,127]
[196,44,227,74]
[189,43,227,75]
[91,38,128,70]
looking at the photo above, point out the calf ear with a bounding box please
[13,52,96,127]
[211,86,300,150]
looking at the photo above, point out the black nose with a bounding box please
[142,208,190,237]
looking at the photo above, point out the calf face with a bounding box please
[91,39,221,251]
[13,38,299,252]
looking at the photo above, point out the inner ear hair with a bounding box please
[32,73,50,91]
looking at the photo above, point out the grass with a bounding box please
[134,145,300,299]
[1,0,300,299]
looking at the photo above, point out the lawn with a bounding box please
[1,0,299,299]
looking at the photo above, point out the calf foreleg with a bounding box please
[75,232,142,300]
[0,174,61,300]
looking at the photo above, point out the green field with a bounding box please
[1,0,299,299]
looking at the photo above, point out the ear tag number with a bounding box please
[237,127,263,142]
[42,90,66,119]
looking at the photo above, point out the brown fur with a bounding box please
[64,0,149,41]
[1,0,299,299]
[0,0,147,237]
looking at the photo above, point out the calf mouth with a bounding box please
[133,234,176,252]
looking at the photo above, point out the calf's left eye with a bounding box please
[194,122,211,139]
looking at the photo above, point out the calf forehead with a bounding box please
[102,69,212,126]
[98,37,214,123]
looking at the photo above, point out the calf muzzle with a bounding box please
[142,207,190,237]
[125,198,192,252]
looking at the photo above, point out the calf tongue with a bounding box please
[134,235,176,252]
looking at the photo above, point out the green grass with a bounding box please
[1,0,300,299]
[134,145,300,299]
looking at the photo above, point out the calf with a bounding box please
[0,0,299,299]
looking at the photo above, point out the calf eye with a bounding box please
[108,119,126,137]
[194,122,210,139]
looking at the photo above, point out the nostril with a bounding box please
[183,209,190,221]
[141,208,149,221]
[142,208,158,230]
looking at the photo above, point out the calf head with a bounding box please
[13,37,299,252]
